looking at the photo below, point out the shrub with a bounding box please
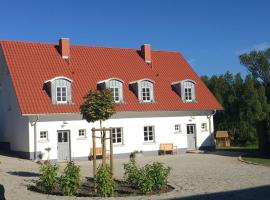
[136,167,153,194]
[60,161,81,196]
[123,157,139,186]
[39,163,59,194]
[123,158,171,194]
[96,164,115,197]
[147,162,171,191]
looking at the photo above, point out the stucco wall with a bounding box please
[29,113,214,160]
[0,48,29,152]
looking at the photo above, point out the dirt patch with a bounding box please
[27,177,174,197]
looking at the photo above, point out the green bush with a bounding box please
[96,164,115,197]
[147,162,171,191]
[39,163,59,194]
[123,158,171,194]
[60,161,81,196]
[136,167,153,194]
[123,157,139,186]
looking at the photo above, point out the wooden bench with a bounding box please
[89,147,110,160]
[159,143,177,155]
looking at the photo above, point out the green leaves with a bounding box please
[96,164,115,197]
[239,48,270,84]
[60,161,81,196]
[80,89,116,123]
[39,162,81,196]
[202,72,269,146]
[124,158,171,194]
[39,164,59,194]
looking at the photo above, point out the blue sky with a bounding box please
[0,0,269,76]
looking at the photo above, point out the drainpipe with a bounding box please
[32,115,39,160]
[207,110,216,149]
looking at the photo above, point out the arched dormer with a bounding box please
[44,76,72,104]
[129,78,155,102]
[97,78,124,103]
[172,79,196,102]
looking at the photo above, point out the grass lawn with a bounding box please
[241,154,270,166]
[216,145,270,166]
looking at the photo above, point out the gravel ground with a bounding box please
[0,151,270,200]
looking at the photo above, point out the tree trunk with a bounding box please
[100,120,106,166]
[257,120,270,156]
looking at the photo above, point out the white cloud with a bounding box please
[236,42,270,55]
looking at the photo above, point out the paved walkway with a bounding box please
[0,151,270,200]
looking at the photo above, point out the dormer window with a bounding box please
[142,86,151,102]
[56,86,67,103]
[111,84,120,102]
[44,76,72,104]
[97,78,124,103]
[130,79,155,103]
[183,81,193,102]
[172,79,196,102]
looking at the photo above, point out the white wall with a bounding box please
[0,48,29,152]
[30,114,214,160]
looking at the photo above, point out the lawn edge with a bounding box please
[238,154,270,167]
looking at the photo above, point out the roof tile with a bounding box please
[0,40,223,115]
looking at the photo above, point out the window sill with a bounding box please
[77,137,88,140]
[38,140,49,143]
[113,143,125,147]
[201,130,208,132]
[174,131,182,134]
[143,141,156,145]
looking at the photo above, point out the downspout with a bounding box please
[207,110,216,149]
[32,115,39,160]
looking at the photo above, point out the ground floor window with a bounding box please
[174,124,181,133]
[40,131,48,140]
[78,129,86,138]
[112,127,123,144]
[144,126,155,142]
[201,123,208,131]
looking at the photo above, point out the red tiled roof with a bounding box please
[0,40,222,115]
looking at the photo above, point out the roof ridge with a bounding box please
[0,40,179,53]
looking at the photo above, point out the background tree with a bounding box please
[240,48,270,155]
[202,72,269,152]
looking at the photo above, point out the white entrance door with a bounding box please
[57,130,71,160]
[187,124,196,149]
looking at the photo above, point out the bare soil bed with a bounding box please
[28,177,174,197]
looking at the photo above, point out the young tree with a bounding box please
[80,89,116,129]
[80,89,116,164]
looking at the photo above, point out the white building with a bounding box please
[0,38,222,161]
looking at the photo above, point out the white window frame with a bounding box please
[174,124,182,133]
[201,123,208,132]
[112,127,123,145]
[78,129,86,138]
[39,131,48,141]
[111,86,120,103]
[141,86,151,102]
[184,83,192,102]
[144,126,155,142]
[56,86,67,103]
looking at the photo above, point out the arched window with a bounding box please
[181,80,196,102]
[97,78,124,103]
[171,79,196,102]
[140,80,154,102]
[108,79,124,103]
[45,76,72,104]
[129,79,155,103]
